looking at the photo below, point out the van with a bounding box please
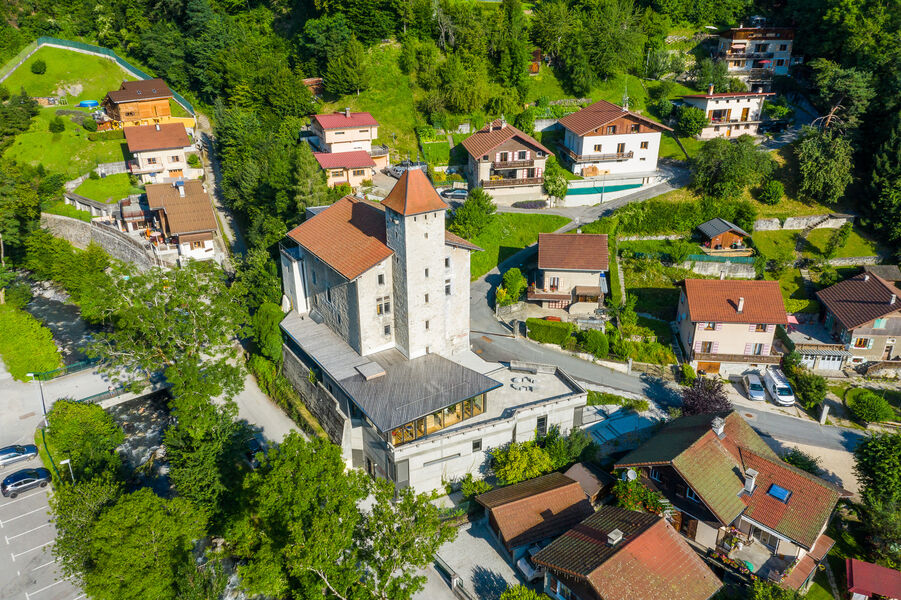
[764,368,795,406]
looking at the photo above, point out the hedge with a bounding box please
[0,305,63,381]
[526,318,574,345]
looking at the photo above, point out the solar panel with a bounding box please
[767,483,792,503]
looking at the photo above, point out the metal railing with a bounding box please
[565,148,634,162]
[493,159,534,169]
[31,358,100,381]
[482,177,543,188]
[686,253,755,264]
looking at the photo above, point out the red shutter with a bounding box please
[762,344,770,355]
[496,152,501,162]
[715,323,723,331]
[694,341,702,352]
[767,324,775,333]
[537,168,542,177]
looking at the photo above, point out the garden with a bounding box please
[74,172,144,204]
[829,383,901,425]
[469,212,570,280]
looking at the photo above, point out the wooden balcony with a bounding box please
[710,115,762,124]
[482,177,543,188]
[493,159,534,169]
[692,351,781,364]
[564,147,633,163]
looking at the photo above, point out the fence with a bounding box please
[686,254,755,264]
[0,37,195,116]
[31,358,100,381]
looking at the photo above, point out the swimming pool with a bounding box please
[567,182,644,196]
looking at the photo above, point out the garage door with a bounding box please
[800,354,817,369]
[817,355,844,370]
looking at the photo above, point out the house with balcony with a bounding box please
[616,412,845,593]
[677,279,787,376]
[679,88,773,139]
[310,109,390,168]
[527,233,609,312]
[557,100,671,185]
[716,27,801,91]
[277,169,589,492]
[313,151,376,189]
[101,78,194,129]
[460,118,551,204]
[124,123,202,183]
[533,506,722,600]
[145,180,218,262]
[815,272,901,366]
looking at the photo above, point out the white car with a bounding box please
[764,368,796,406]
[742,373,766,401]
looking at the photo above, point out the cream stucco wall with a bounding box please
[315,125,379,153]
[133,146,201,183]
[324,166,375,188]
[538,269,603,293]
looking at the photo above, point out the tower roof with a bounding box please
[381,169,448,216]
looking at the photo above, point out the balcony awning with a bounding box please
[573,286,602,297]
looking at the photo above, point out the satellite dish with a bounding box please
[622,469,638,482]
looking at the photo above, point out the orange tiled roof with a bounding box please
[557,100,673,137]
[683,279,788,325]
[124,123,190,153]
[381,169,447,216]
[538,233,609,271]
[460,119,551,159]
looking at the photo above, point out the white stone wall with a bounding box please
[444,245,471,354]
[355,258,396,356]
[133,146,199,183]
[177,238,215,261]
[564,130,661,175]
[302,251,362,352]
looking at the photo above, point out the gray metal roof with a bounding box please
[697,217,749,239]
[864,265,901,282]
[794,347,852,357]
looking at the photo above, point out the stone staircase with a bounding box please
[669,321,685,365]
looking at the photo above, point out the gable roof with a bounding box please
[564,462,615,499]
[381,169,448,216]
[538,233,609,271]
[460,119,551,159]
[146,181,217,236]
[697,218,750,240]
[312,111,379,130]
[682,279,787,325]
[533,507,722,600]
[616,412,841,548]
[847,558,901,598]
[106,78,173,103]
[475,472,593,550]
[445,231,482,252]
[313,151,376,170]
[124,123,191,153]
[816,273,901,330]
[863,264,901,282]
[558,100,673,137]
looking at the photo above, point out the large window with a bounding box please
[391,394,487,446]
[701,341,713,353]
[376,296,391,315]
[537,415,548,437]
[854,337,870,349]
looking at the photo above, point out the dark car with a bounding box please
[440,188,469,200]
[245,438,264,470]
[1,468,51,498]
[0,444,39,469]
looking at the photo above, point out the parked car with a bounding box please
[742,373,766,401]
[387,160,427,178]
[0,444,38,469]
[245,437,264,470]
[516,545,547,582]
[440,188,469,200]
[1,468,51,498]
[764,368,796,406]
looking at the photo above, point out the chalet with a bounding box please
[677,279,787,375]
[310,109,389,168]
[460,118,551,204]
[124,123,201,184]
[474,472,593,560]
[557,100,671,179]
[616,412,845,593]
[697,218,750,251]
[102,78,188,128]
[527,233,609,312]
[716,26,802,91]
[815,272,901,365]
[533,506,722,600]
[145,180,218,262]
[313,151,376,189]
[679,88,773,139]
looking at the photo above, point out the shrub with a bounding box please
[511,200,547,209]
[682,377,731,415]
[613,477,665,514]
[88,170,100,180]
[649,98,674,120]
[538,426,592,470]
[501,268,527,303]
[586,390,649,412]
[460,473,492,500]
[526,318,574,346]
[824,222,852,259]
[758,180,784,205]
[81,118,98,132]
[49,116,66,133]
[675,105,708,137]
[5,282,33,308]
[0,305,62,380]
[847,389,895,423]
[187,154,202,168]
[491,441,554,485]
[578,329,609,359]
[247,354,327,438]
[681,364,696,386]
[781,448,823,475]
[30,59,46,74]
[784,364,827,410]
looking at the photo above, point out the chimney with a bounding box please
[892,294,897,305]
[864,274,870,281]
[711,417,726,438]
[344,107,351,118]
[155,123,160,131]
[720,271,726,280]
[708,83,715,95]
[737,297,745,313]
[743,468,759,494]
[607,529,624,546]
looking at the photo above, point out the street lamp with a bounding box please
[24,372,48,428]
[58,459,75,483]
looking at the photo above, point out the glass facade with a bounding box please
[391,394,486,446]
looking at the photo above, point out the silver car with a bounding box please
[742,373,766,401]
[0,445,39,469]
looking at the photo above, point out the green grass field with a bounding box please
[75,173,143,203]
[43,199,93,222]
[4,108,128,177]
[421,140,450,165]
[0,305,63,381]
[804,227,882,259]
[659,133,703,160]
[5,45,133,103]
[752,230,798,260]
[470,213,571,280]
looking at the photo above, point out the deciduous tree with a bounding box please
[492,440,554,485]
[543,155,569,203]
[681,377,731,415]
[795,127,853,205]
[46,400,124,479]
[692,136,774,200]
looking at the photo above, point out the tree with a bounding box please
[692,136,774,200]
[675,105,708,137]
[749,580,800,600]
[692,58,729,93]
[582,0,646,80]
[538,426,591,470]
[325,36,371,96]
[491,441,554,485]
[579,328,609,359]
[785,366,827,410]
[501,267,527,303]
[529,0,573,61]
[824,222,852,258]
[46,400,124,479]
[810,59,875,131]
[87,261,247,399]
[30,59,46,74]
[448,188,496,239]
[49,116,66,133]
[543,155,568,202]
[232,249,282,313]
[500,585,543,600]
[847,390,894,423]
[681,377,731,415]
[86,489,207,600]
[781,448,823,476]
[795,126,853,205]
[252,301,285,363]
[758,180,784,205]
[869,114,901,249]
[854,433,901,564]
[488,0,531,90]
[294,143,333,215]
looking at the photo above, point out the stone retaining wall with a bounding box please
[281,345,346,445]
[40,213,157,270]
[680,260,756,278]
[754,214,855,231]
[827,255,881,266]
[618,234,684,241]
[754,218,782,231]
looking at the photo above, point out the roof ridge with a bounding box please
[488,478,583,510]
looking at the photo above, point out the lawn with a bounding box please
[751,230,797,260]
[537,130,582,180]
[844,387,901,422]
[618,238,701,257]
[469,213,571,280]
[4,45,134,103]
[421,140,450,165]
[636,315,673,345]
[4,108,129,178]
[0,304,63,381]
[804,227,882,259]
[805,572,835,600]
[659,133,704,160]
[75,173,143,203]
[43,199,93,222]
[319,45,419,159]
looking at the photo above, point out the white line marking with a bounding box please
[25,578,65,599]
[11,540,53,560]
[0,506,47,525]
[70,595,86,600]
[32,558,55,571]
[0,490,50,511]
[6,522,50,541]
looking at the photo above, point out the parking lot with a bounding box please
[0,459,82,600]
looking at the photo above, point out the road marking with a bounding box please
[25,578,66,599]
[0,506,48,526]
[6,522,50,542]
[0,490,51,512]
[70,594,86,600]
[18,412,36,420]
[32,558,55,571]
[11,540,53,561]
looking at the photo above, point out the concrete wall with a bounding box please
[754,218,782,231]
[679,260,755,278]
[282,344,347,445]
[534,118,560,132]
[828,256,881,266]
[754,214,855,231]
[40,213,157,270]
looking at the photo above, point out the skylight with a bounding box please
[767,484,792,503]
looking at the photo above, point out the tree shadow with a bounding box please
[471,565,510,600]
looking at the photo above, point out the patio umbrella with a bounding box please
[787,315,800,325]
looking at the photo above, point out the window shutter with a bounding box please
[744,343,753,354]
[767,324,774,333]
[537,168,542,177]
[525,151,531,159]
[496,152,501,162]
[694,341,702,352]
[867,339,874,349]
[762,344,770,355]
[712,342,719,353]
[715,323,723,331]
[749,324,756,332]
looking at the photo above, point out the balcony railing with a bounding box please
[693,351,782,364]
[710,115,762,124]
[127,160,164,174]
[493,159,534,169]
[482,177,543,188]
[722,51,775,59]
[564,147,633,163]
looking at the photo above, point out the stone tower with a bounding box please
[383,169,450,359]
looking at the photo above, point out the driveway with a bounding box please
[0,459,81,600]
